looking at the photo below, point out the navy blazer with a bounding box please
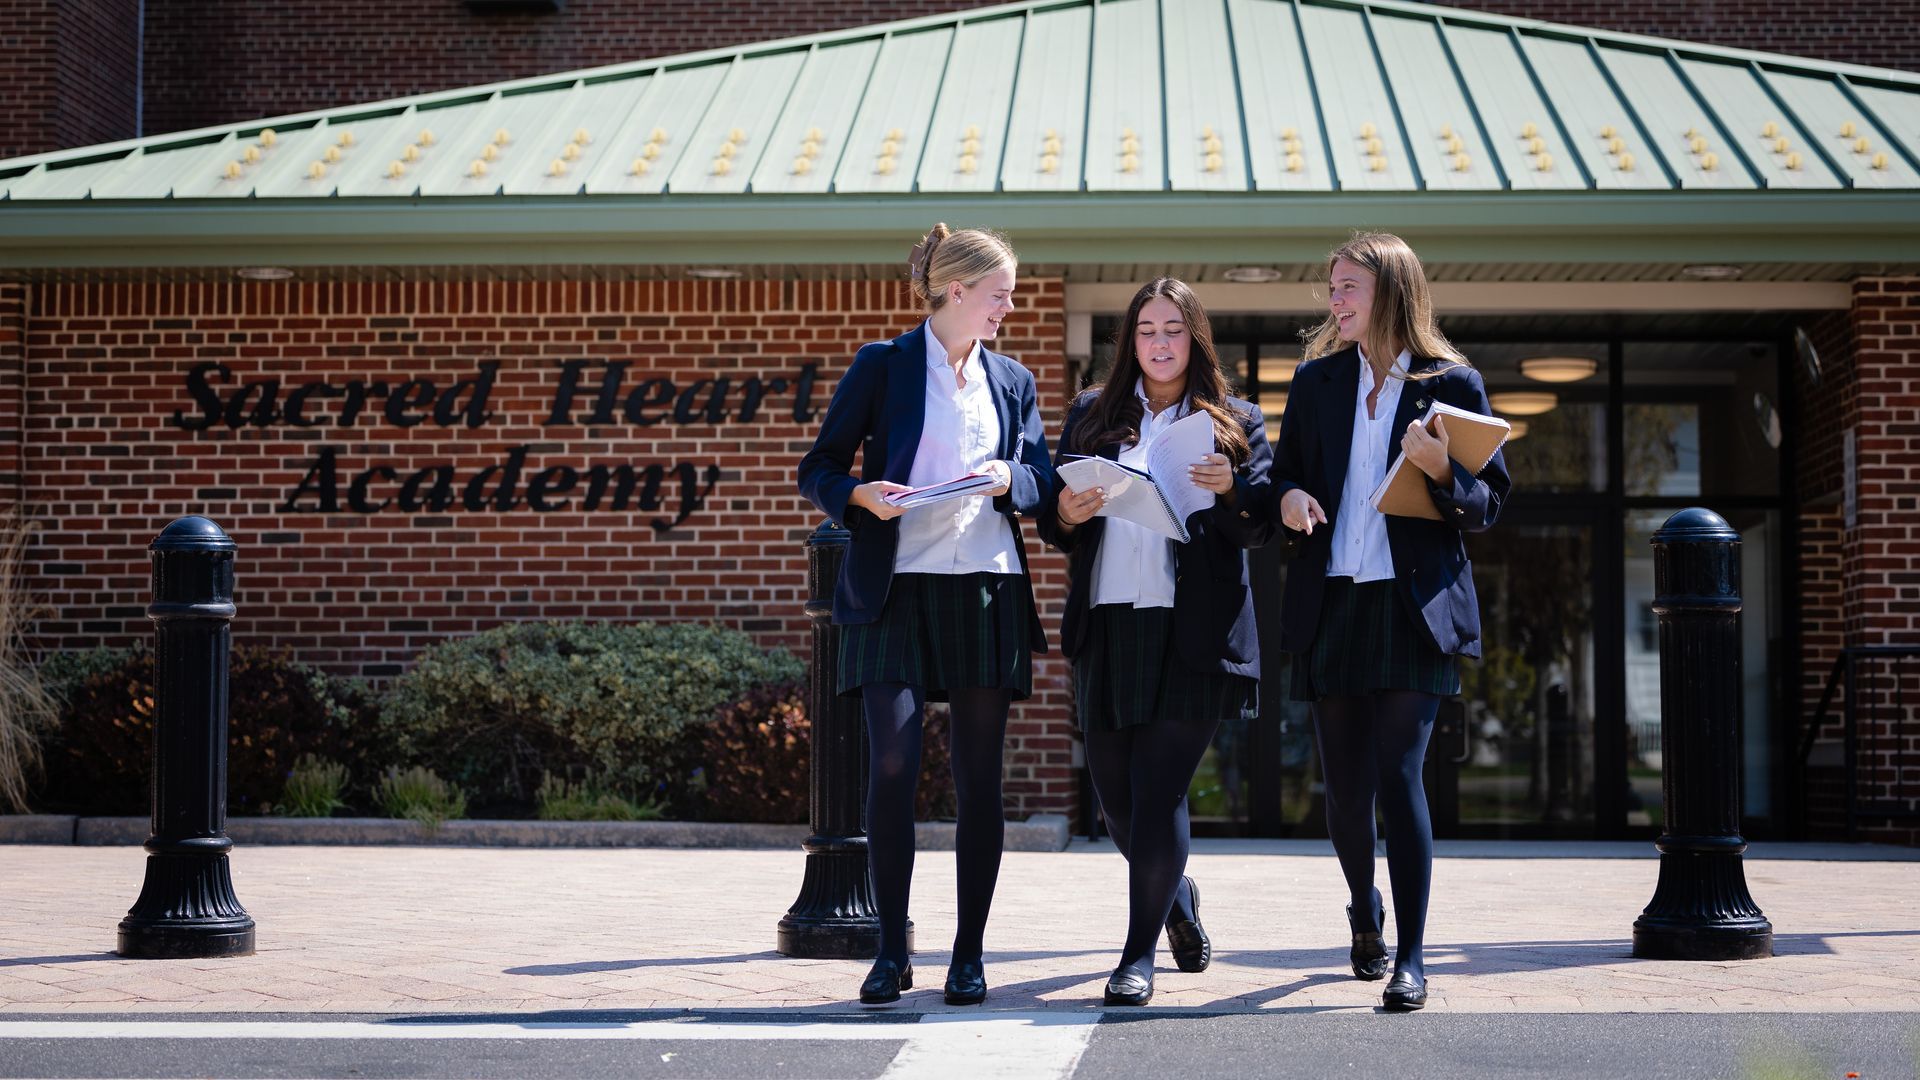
[1271,346,1510,658]
[796,323,1054,650]
[1039,392,1274,679]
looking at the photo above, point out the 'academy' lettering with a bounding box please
[283,446,722,532]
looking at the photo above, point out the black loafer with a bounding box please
[1102,965,1154,1007]
[859,959,913,1005]
[1347,888,1389,982]
[1165,876,1212,974]
[1382,968,1427,1011]
[943,958,987,1006]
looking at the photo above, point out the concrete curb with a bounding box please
[2,813,1072,852]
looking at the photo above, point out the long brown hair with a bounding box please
[1067,277,1252,466]
[1300,232,1467,380]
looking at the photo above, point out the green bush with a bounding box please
[535,771,663,821]
[375,765,466,827]
[697,680,956,824]
[35,645,383,816]
[378,621,801,813]
[275,755,350,817]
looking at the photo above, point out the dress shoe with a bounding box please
[1347,888,1389,981]
[1382,967,1427,1011]
[943,958,987,1006]
[1102,964,1154,1006]
[858,959,913,1005]
[1165,876,1212,974]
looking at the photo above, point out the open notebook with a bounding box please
[1368,401,1510,520]
[1056,410,1216,542]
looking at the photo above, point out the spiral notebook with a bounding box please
[1367,401,1510,520]
[1056,410,1216,542]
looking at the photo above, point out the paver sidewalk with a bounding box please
[2,841,1916,1015]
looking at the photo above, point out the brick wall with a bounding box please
[17,274,1079,817]
[0,0,1905,155]
[1797,280,1920,844]
[0,0,139,160]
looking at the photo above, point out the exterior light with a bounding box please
[1519,356,1597,383]
[1681,264,1744,280]
[688,267,744,279]
[1505,419,1529,440]
[1488,391,1558,416]
[1221,266,1284,284]
[235,267,294,281]
[1268,357,1301,384]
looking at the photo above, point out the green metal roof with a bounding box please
[2,0,1919,269]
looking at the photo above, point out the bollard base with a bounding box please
[117,919,256,959]
[776,917,913,961]
[1631,917,1773,961]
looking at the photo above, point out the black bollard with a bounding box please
[776,521,909,957]
[117,517,255,959]
[1632,508,1771,961]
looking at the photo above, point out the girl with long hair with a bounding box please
[1271,232,1509,1010]
[1040,277,1272,1005]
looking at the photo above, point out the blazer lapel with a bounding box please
[1321,347,1360,515]
[883,324,930,482]
[981,349,1023,461]
[1386,356,1436,468]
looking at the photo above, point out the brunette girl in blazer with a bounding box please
[1271,233,1509,1011]
[1040,278,1272,1006]
[797,224,1053,1007]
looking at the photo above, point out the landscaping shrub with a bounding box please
[275,755,350,818]
[534,771,663,821]
[378,621,802,814]
[698,680,956,824]
[0,513,59,813]
[374,766,466,827]
[35,645,382,816]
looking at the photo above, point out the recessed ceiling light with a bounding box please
[1222,266,1285,284]
[1681,264,1744,280]
[1488,391,1558,416]
[688,267,744,279]
[1519,356,1597,383]
[235,266,294,281]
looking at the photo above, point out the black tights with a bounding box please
[862,682,1011,967]
[1313,691,1439,979]
[1083,716,1220,974]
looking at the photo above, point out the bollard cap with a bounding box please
[1650,507,1737,546]
[149,516,236,555]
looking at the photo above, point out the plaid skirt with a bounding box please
[836,572,1034,702]
[1073,604,1256,732]
[1289,577,1460,702]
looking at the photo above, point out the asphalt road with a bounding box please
[1,1010,1915,1079]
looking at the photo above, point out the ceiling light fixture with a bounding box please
[1488,391,1558,416]
[687,267,745,280]
[235,266,294,281]
[1681,264,1744,280]
[1505,419,1529,440]
[1518,356,1598,383]
[1222,266,1285,284]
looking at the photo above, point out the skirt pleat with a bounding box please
[837,572,1033,701]
[1073,603,1256,731]
[1289,577,1460,702]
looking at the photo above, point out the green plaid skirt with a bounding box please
[837,572,1034,701]
[1073,604,1256,731]
[1289,577,1460,702]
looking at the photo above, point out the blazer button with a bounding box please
[1239,510,1250,519]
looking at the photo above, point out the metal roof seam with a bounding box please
[1584,40,1681,189]
[1435,14,1509,191]
[990,14,1032,192]
[1290,0,1343,193]
[1663,51,1765,189]
[1507,26,1595,190]
[1837,76,1920,179]
[1360,6,1427,192]
[1750,63,1851,190]
[1218,0,1257,193]
[1157,0,1172,193]
[1076,3,1096,192]
[825,31,893,196]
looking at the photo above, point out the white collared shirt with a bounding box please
[894,322,1020,576]
[1089,380,1184,608]
[1326,345,1409,583]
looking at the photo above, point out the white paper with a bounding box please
[883,472,997,509]
[1055,410,1217,543]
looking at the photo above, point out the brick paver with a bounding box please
[2,842,1916,1014]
